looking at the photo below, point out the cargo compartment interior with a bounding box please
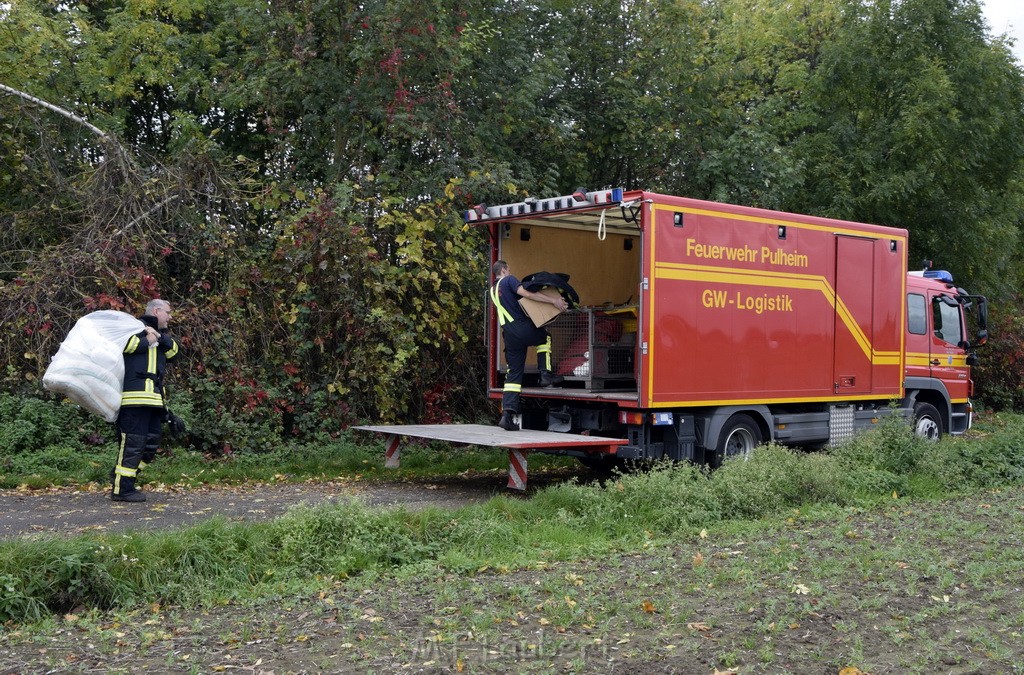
[494,209,641,392]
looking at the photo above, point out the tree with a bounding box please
[795,0,1024,292]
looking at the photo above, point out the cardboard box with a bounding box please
[518,287,564,327]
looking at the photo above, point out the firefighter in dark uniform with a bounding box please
[111,299,179,502]
[490,260,567,431]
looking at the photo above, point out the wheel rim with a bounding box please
[723,428,756,460]
[915,416,940,441]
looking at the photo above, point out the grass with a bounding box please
[1,411,1024,670]
[0,434,578,490]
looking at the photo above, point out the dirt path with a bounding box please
[0,473,538,539]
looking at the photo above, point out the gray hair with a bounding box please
[145,299,170,313]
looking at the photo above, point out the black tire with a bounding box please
[713,414,762,467]
[912,402,944,441]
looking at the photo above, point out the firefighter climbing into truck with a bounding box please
[489,259,569,431]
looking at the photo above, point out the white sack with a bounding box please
[42,311,146,423]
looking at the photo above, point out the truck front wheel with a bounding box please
[913,402,943,441]
[713,414,762,467]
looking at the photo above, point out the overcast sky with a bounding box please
[981,0,1024,65]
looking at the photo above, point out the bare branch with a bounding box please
[113,194,183,236]
[0,82,110,140]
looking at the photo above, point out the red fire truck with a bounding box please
[359,188,987,487]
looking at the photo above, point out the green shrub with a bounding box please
[972,296,1024,412]
[713,445,840,518]
[829,412,926,476]
[0,394,109,456]
[916,415,1024,490]
[5,445,104,477]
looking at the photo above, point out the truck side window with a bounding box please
[932,298,963,345]
[907,293,926,335]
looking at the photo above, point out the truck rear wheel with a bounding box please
[713,414,762,467]
[912,402,943,441]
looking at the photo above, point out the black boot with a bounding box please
[540,371,564,387]
[498,411,520,431]
[112,490,146,503]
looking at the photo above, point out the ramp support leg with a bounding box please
[507,448,529,491]
[384,434,402,468]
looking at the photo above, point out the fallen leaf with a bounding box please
[791,583,810,595]
[839,668,865,675]
[699,528,708,539]
[692,551,705,567]
[641,600,656,613]
[687,622,711,631]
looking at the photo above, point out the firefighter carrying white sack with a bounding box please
[111,299,179,502]
[490,260,567,431]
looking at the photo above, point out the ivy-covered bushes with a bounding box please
[0,176,492,453]
[972,293,1024,412]
[0,393,108,456]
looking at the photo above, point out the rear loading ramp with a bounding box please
[355,424,626,490]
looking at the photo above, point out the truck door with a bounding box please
[928,290,969,400]
[833,236,874,394]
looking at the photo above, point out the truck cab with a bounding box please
[903,268,988,438]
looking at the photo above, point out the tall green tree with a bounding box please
[688,0,843,208]
[795,0,1024,291]
[4,0,1024,428]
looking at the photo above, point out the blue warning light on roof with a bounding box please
[923,270,954,283]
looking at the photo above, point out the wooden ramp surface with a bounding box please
[354,424,626,451]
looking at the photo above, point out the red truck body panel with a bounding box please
[484,190,912,409]
[637,192,907,408]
